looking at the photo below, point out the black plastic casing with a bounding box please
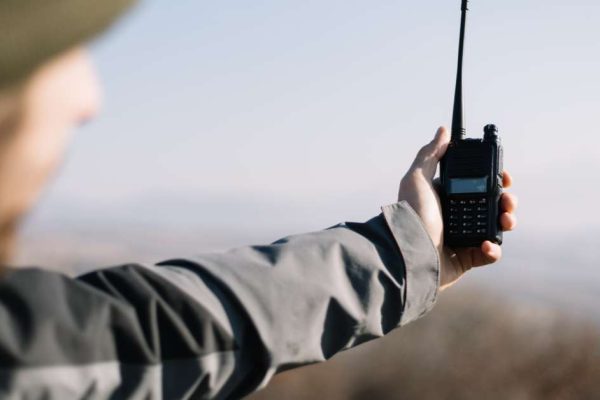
[440,125,504,247]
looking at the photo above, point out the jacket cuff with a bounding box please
[382,201,440,325]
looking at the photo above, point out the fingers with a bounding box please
[501,192,518,213]
[431,126,451,159]
[479,241,502,265]
[500,175,518,232]
[455,241,502,269]
[502,170,513,188]
[410,127,451,180]
[500,212,517,231]
[500,192,518,231]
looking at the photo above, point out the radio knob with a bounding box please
[484,124,498,141]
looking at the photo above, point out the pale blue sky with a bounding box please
[26,0,600,237]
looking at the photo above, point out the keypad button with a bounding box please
[447,197,492,238]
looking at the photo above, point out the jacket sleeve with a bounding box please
[0,201,439,400]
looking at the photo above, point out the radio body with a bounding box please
[441,125,503,247]
[440,0,504,248]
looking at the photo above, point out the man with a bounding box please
[0,1,518,399]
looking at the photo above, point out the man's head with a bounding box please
[0,0,136,264]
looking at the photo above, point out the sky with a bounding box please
[23,0,600,239]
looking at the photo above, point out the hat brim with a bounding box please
[0,0,137,88]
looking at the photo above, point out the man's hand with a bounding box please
[398,127,518,291]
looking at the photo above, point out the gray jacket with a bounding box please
[0,201,439,399]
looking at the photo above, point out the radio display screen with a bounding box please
[449,177,488,194]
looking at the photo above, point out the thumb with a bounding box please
[409,127,451,181]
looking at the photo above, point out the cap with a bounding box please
[0,0,137,88]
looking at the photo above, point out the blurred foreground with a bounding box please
[250,288,600,400]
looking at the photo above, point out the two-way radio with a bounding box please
[440,0,504,248]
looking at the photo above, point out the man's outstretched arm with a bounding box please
[0,202,438,399]
[0,128,517,399]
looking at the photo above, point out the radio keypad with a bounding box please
[448,197,489,237]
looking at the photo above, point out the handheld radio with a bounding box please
[441,0,504,248]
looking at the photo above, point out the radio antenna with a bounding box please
[452,0,468,141]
